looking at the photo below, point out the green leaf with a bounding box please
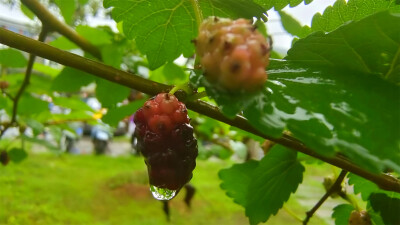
[199,0,267,19]
[369,193,400,225]
[220,145,304,225]
[8,148,28,163]
[310,0,400,34]
[163,62,187,82]
[18,93,49,116]
[20,4,35,20]
[193,114,230,139]
[102,99,145,127]
[54,0,76,24]
[367,203,385,225]
[78,0,89,4]
[104,0,197,70]
[189,69,264,118]
[49,36,78,50]
[270,50,283,59]
[21,118,44,136]
[278,10,304,37]
[4,72,52,96]
[51,26,112,50]
[254,0,312,11]
[0,95,12,116]
[332,204,355,225]
[255,19,268,37]
[230,127,265,142]
[150,62,188,84]
[53,96,94,112]
[0,48,28,68]
[33,63,61,78]
[76,25,112,46]
[348,173,400,201]
[95,79,130,107]
[52,67,96,92]
[245,145,304,224]
[209,144,232,159]
[35,110,93,125]
[22,135,60,152]
[244,60,400,173]
[219,160,259,206]
[101,44,124,68]
[27,75,53,95]
[104,0,266,70]
[286,11,400,83]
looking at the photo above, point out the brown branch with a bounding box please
[0,27,48,138]
[21,0,102,60]
[0,28,399,193]
[303,170,348,225]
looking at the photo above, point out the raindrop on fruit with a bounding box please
[150,185,176,200]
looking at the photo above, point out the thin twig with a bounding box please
[21,0,102,60]
[303,170,348,225]
[0,27,48,138]
[11,28,48,124]
[0,28,399,193]
[1,91,14,101]
[0,124,10,139]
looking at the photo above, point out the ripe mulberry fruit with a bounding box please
[134,93,198,196]
[194,17,270,92]
[0,150,9,166]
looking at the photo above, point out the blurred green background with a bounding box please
[0,149,346,225]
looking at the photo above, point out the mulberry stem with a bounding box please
[190,0,203,28]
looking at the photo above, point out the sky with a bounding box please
[0,0,337,53]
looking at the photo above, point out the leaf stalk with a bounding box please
[190,0,203,28]
[21,0,102,60]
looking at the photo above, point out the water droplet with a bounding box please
[150,185,176,200]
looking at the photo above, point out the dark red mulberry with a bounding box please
[134,93,198,199]
[0,150,10,166]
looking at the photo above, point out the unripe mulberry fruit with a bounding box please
[194,17,270,92]
[134,93,198,193]
[348,210,372,225]
[0,81,9,90]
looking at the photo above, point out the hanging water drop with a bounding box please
[150,185,177,200]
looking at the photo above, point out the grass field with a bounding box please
[0,153,345,225]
